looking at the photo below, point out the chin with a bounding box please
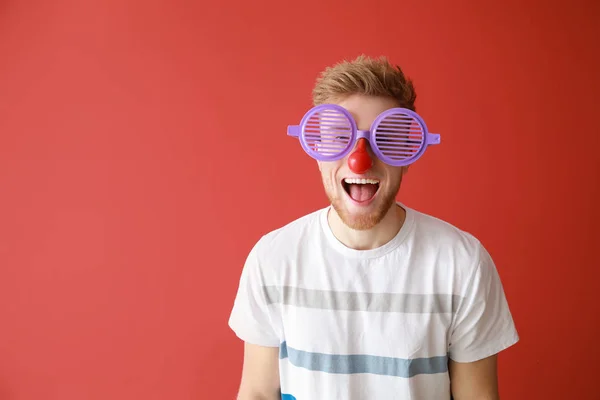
[328,184,398,231]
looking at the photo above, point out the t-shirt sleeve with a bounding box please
[448,243,519,363]
[228,238,280,348]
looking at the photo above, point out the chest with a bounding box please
[274,256,456,360]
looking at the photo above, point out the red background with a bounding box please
[1,0,599,399]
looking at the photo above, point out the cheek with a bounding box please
[318,162,342,184]
[382,165,405,183]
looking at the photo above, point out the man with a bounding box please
[228,55,519,399]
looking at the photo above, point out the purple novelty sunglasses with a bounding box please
[287,104,441,166]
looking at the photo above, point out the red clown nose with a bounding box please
[347,138,372,174]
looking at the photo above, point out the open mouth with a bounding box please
[342,178,380,203]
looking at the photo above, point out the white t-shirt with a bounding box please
[228,204,519,400]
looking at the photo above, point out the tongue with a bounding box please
[348,184,377,202]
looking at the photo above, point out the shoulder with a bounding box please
[408,206,483,251]
[405,205,491,279]
[252,206,326,263]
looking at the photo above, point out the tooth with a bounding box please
[344,178,380,184]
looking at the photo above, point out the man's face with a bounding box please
[318,94,407,230]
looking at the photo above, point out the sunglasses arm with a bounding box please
[428,133,441,145]
[287,125,300,137]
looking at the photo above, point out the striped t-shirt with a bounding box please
[229,204,519,399]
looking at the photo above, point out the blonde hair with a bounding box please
[312,55,417,111]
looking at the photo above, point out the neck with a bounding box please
[327,203,406,250]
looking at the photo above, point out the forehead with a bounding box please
[334,95,400,129]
